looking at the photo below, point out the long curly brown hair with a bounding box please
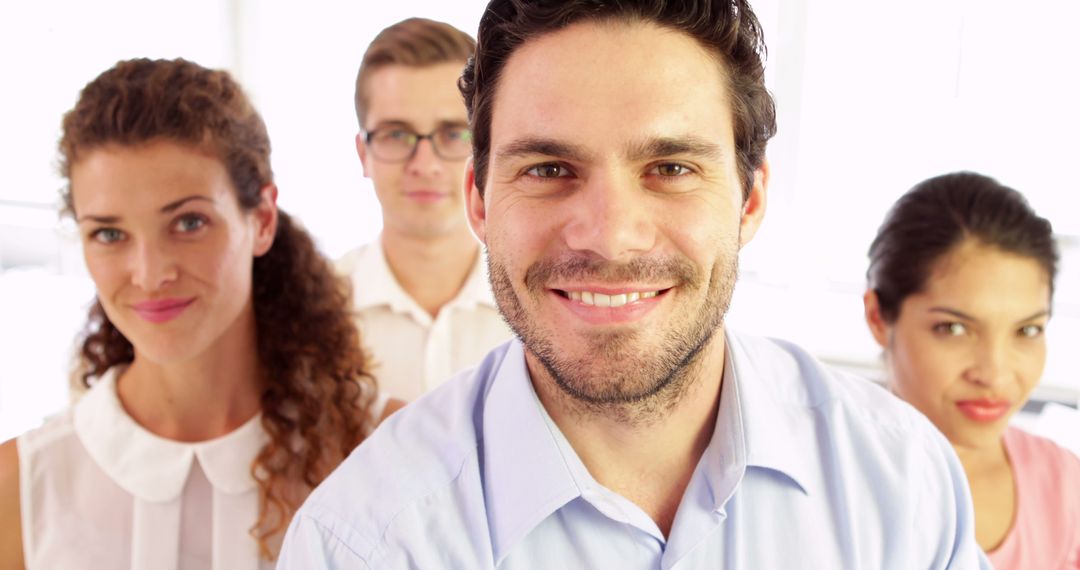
[58,58,377,559]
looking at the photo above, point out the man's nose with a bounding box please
[406,137,445,178]
[562,170,656,261]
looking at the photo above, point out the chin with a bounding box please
[946,424,1007,450]
[129,336,206,365]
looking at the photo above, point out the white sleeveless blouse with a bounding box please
[17,368,364,570]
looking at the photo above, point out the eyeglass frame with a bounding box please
[362,124,473,163]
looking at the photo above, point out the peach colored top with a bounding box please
[987,427,1080,569]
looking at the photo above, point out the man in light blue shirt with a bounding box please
[279,0,988,567]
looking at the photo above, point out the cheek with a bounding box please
[83,249,124,294]
[665,198,738,256]
[888,335,956,404]
[193,230,254,290]
[492,199,557,260]
[448,161,468,194]
[1017,343,1048,389]
[371,164,402,193]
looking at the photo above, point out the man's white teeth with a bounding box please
[566,290,659,307]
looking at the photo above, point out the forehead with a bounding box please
[70,141,234,214]
[491,20,734,147]
[364,62,469,127]
[914,241,1051,315]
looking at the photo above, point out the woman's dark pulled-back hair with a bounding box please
[59,58,376,559]
[459,0,777,200]
[867,171,1058,323]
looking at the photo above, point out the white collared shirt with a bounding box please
[18,369,272,570]
[335,238,513,401]
[279,331,990,569]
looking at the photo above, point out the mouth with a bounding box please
[131,297,196,324]
[955,399,1012,423]
[555,288,667,308]
[404,190,449,203]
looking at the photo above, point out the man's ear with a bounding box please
[739,159,769,247]
[863,289,891,348]
[464,157,487,245]
[252,184,279,257]
[355,133,372,179]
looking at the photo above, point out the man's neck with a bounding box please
[530,333,726,537]
[118,302,263,442]
[381,226,480,318]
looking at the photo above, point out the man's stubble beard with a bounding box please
[487,244,738,425]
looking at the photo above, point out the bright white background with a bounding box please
[1,0,1077,448]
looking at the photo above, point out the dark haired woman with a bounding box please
[863,171,1080,567]
[0,58,402,569]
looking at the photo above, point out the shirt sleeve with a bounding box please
[276,512,371,570]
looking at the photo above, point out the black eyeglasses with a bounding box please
[363,125,473,162]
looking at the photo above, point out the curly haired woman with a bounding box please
[0,58,402,569]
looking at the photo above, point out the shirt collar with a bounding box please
[73,368,268,503]
[481,331,821,563]
[726,329,819,497]
[482,340,581,566]
[349,237,497,316]
[348,237,416,314]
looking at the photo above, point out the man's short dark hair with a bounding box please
[459,0,777,200]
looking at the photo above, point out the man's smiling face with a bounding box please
[466,20,767,409]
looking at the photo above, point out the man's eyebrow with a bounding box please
[161,195,213,213]
[494,138,592,162]
[369,119,414,131]
[625,136,724,162]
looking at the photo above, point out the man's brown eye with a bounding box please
[528,164,565,178]
[656,163,688,176]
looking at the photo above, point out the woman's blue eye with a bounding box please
[92,228,125,244]
[526,164,568,178]
[176,215,206,233]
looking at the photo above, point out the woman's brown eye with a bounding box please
[1019,324,1044,338]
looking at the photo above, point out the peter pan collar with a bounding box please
[73,368,268,504]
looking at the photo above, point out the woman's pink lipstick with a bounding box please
[955,399,1011,423]
[132,297,195,323]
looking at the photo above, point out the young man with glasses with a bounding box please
[337,18,512,401]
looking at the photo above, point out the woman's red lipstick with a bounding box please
[132,298,195,323]
[955,399,1011,423]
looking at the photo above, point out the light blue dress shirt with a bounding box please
[278,331,988,569]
